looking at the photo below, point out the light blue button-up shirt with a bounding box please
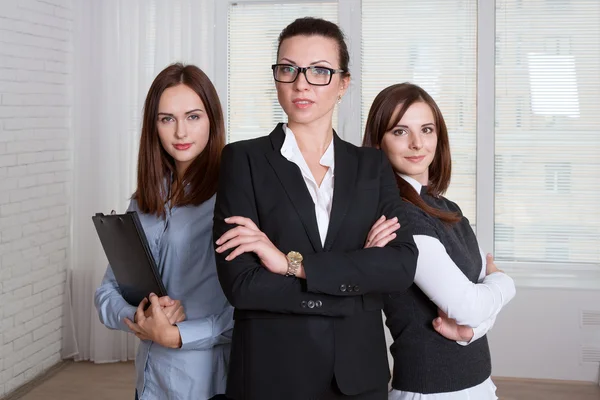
[95,195,233,400]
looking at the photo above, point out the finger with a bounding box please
[486,253,494,264]
[432,317,444,334]
[157,296,175,307]
[367,217,398,242]
[437,308,449,318]
[216,233,266,253]
[225,241,260,261]
[149,293,162,311]
[216,226,266,246]
[224,216,260,231]
[369,223,401,244]
[135,298,148,322]
[367,216,387,235]
[124,318,142,334]
[370,233,396,248]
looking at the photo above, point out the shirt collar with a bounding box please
[280,124,335,172]
[398,173,423,193]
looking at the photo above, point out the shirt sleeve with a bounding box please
[176,306,234,351]
[94,265,138,333]
[413,234,516,328]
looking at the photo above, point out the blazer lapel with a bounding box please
[265,124,324,252]
[324,135,357,251]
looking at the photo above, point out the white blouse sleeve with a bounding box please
[413,235,516,328]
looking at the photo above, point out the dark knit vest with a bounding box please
[384,186,492,394]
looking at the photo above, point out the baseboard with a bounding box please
[492,375,598,386]
[2,360,71,400]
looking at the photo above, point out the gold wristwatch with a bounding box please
[285,251,303,277]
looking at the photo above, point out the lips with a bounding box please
[292,98,314,109]
[174,143,192,151]
[405,156,425,163]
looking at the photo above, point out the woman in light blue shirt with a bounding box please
[95,63,233,400]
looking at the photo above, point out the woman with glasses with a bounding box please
[212,17,418,400]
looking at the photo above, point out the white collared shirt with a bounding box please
[280,124,334,246]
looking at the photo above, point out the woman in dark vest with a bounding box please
[363,83,516,399]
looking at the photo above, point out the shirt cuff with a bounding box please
[175,318,214,351]
[119,304,138,332]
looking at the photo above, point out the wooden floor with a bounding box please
[6,361,600,400]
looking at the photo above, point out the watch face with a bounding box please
[288,251,303,263]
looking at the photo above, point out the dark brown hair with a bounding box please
[363,83,460,224]
[134,63,225,217]
[277,17,350,75]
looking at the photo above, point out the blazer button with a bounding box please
[307,300,315,309]
[301,301,307,308]
[315,300,322,308]
[340,284,346,292]
[354,285,360,292]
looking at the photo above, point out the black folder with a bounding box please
[92,211,167,306]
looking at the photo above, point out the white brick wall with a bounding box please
[0,0,72,397]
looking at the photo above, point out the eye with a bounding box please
[422,127,434,134]
[188,114,200,121]
[391,128,407,136]
[311,67,331,76]
[160,116,174,123]
[279,65,296,74]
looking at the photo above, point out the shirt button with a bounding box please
[307,300,315,309]
[340,284,346,292]
[315,300,323,308]
[301,301,307,308]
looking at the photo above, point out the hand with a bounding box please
[485,253,503,275]
[125,294,182,348]
[137,296,186,325]
[215,216,288,275]
[364,215,400,248]
[432,309,474,342]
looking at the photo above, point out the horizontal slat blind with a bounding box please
[495,0,600,264]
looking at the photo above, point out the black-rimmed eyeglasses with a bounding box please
[271,64,346,86]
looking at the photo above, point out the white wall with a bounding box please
[0,0,72,396]
[489,287,600,383]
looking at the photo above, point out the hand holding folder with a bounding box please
[92,211,167,306]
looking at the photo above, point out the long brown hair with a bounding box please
[134,63,225,217]
[363,83,459,224]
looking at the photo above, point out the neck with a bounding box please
[287,117,333,155]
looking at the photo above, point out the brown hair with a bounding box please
[134,63,225,217]
[277,17,350,76]
[363,83,460,224]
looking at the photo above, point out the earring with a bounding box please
[337,95,342,104]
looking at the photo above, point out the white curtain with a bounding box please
[64,0,216,362]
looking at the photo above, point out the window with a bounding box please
[361,0,478,223]
[227,2,338,143]
[495,0,600,266]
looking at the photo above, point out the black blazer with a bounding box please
[213,124,418,400]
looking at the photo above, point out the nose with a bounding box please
[174,120,187,139]
[293,70,310,91]
[409,132,422,150]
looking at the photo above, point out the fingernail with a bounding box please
[393,217,398,221]
[225,255,231,261]
[216,246,222,252]
[380,215,385,220]
[224,217,230,221]
[215,239,221,245]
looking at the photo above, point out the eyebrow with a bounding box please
[394,122,436,129]
[157,109,203,116]
[280,58,333,66]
